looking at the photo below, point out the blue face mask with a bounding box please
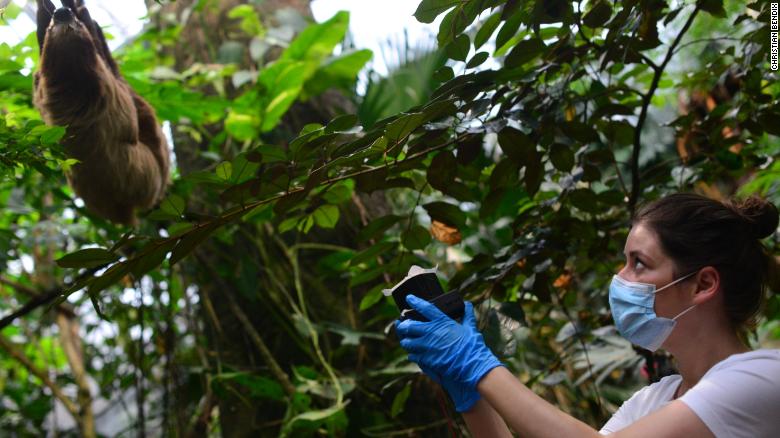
[608,271,698,352]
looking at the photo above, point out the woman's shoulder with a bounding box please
[678,349,780,437]
[705,348,780,377]
[623,374,681,411]
[599,374,681,434]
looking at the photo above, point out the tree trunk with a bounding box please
[143,1,360,435]
[33,197,95,438]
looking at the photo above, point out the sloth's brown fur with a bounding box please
[34,0,169,225]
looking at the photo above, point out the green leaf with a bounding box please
[561,121,599,143]
[475,11,502,49]
[427,151,458,191]
[225,111,260,141]
[322,181,354,204]
[423,201,466,229]
[183,170,227,186]
[433,66,455,83]
[227,4,265,36]
[497,127,535,163]
[56,248,119,269]
[437,5,472,45]
[326,114,359,133]
[306,49,373,97]
[525,158,543,196]
[128,240,177,278]
[489,160,520,189]
[351,242,395,266]
[313,205,340,229]
[230,153,261,183]
[504,38,545,69]
[549,143,575,172]
[446,34,470,62]
[603,121,634,145]
[697,0,726,17]
[358,215,402,242]
[414,0,459,23]
[160,194,185,217]
[216,162,232,181]
[582,0,613,28]
[87,262,130,296]
[285,404,345,429]
[386,112,426,142]
[402,225,431,250]
[258,60,308,132]
[495,9,524,53]
[466,51,489,69]
[58,158,79,173]
[217,373,284,401]
[359,284,385,311]
[170,225,217,266]
[391,384,412,418]
[39,126,66,145]
[282,11,350,62]
[568,188,599,213]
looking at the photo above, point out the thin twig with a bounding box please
[0,276,76,318]
[629,5,701,214]
[673,35,741,55]
[0,265,105,330]
[195,252,297,397]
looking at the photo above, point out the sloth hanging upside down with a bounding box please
[34,0,169,225]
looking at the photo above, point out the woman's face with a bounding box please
[618,222,693,319]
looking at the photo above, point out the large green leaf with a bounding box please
[414,0,460,23]
[282,11,350,63]
[56,248,118,269]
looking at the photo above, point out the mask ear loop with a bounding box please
[672,304,697,321]
[653,270,699,294]
[663,270,700,320]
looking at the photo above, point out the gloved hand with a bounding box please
[418,362,481,412]
[395,295,504,396]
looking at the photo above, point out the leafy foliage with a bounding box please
[0,0,778,436]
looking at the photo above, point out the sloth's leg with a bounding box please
[36,0,56,52]
[90,19,120,76]
[73,5,120,76]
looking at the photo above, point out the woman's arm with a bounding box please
[461,398,513,438]
[478,367,715,438]
[478,367,601,438]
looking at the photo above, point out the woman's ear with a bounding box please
[692,266,720,305]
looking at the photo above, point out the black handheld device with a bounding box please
[386,267,465,322]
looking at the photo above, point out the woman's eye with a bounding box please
[635,258,645,269]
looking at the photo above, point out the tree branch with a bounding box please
[0,265,105,331]
[628,6,700,214]
[0,276,76,318]
[0,134,466,331]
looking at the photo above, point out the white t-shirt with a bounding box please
[599,349,780,437]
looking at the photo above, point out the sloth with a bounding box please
[34,0,169,225]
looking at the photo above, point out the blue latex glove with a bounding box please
[395,295,504,398]
[418,362,481,412]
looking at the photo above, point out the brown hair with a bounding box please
[634,193,779,332]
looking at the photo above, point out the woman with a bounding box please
[396,193,780,437]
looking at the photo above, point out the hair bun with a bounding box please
[731,196,779,239]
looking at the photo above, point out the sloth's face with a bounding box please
[46,7,93,45]
[41,6,99,72]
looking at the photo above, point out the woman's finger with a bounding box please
[406,294,447,321]
[400,337,429,354]
[395,319,429,338]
